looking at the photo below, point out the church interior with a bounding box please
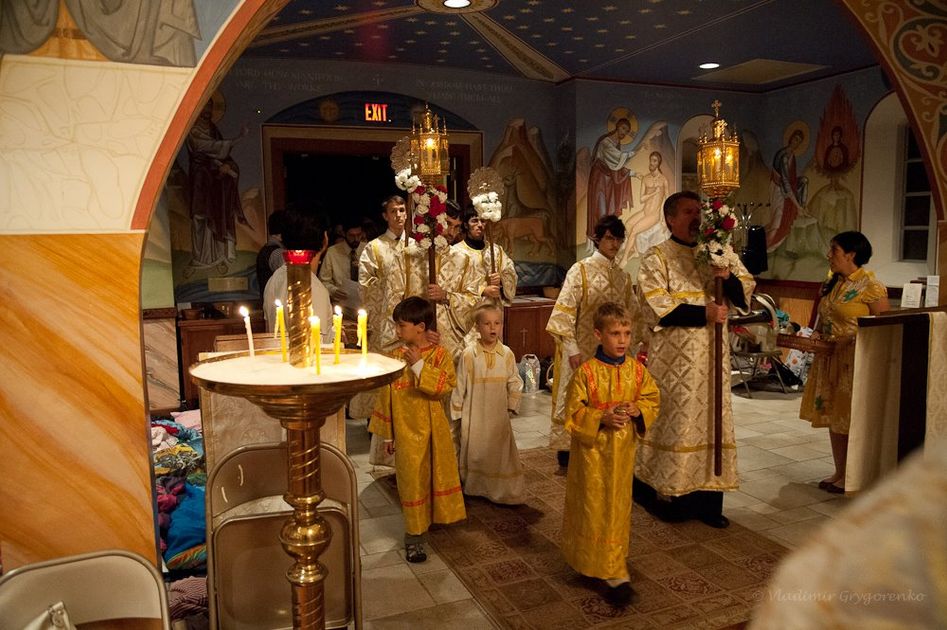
[1,0,945,628]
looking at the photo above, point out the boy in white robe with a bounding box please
[451,304,525,504]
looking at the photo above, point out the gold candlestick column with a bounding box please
[191,351,404,630]
[249,391,351,630]
[284,250,314,367]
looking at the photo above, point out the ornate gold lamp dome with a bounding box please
[410,104,450,185]
[697,99,740,197]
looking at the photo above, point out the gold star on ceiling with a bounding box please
[597,28,608,33]
[586,16,599,21]
[654,24,666,29]
[543,17,554,22]
[561,26,572,31]
[639,8,652,14]
[299,9,313,15]
[334,4,348,11]
[562,7,574,13]
[520,7,532,13]
[677,10,691,15]
[602,4,618,11]
[503,14,515,20]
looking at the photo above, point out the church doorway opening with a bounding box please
[284,151,398,238]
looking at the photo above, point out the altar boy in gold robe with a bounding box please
[561,302,660,606]
[369,296,466,563]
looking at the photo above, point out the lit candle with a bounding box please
[357,308,368,360]
[333,305,343,364]
[275,299,288,362]
[310,315,321,375]
[239,306,255,357]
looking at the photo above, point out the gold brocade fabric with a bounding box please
[561,357,660,580]
[368,345,466,536]
[453,241,518,307]
[403,246,481,359]
[634,239,755,495]
[800,267,887,434]
[359,232,407,353]
[546,253,638,450]
[356,235,478,417]
[451,341,525,504]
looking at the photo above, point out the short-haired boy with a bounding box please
[368,296,466,562]
[451,303,525,504]
[561,302,660,606]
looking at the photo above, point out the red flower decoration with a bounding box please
[711,198,723,210]
[721,216,736,230]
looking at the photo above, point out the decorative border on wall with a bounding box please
[840,0,947,220]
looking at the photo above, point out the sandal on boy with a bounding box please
[405,542,427,563]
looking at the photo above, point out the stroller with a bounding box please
[729,294,802,393]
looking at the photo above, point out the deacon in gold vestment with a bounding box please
[368,298,465,561]
[356,197,478,421]
[546,216,638,462]
[561,303,660,606]
[634,192,754,528]
[453,208,518,308]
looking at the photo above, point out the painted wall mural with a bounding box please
[486,118,565,286]
[576,107,674,269]
[765,86,862,280]
[167,92,266,304]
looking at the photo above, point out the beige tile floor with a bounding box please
[350,385,852,628]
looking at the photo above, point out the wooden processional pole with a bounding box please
[713,276,723,476]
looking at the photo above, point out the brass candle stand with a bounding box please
[190,249,403,630]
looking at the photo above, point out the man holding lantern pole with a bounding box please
[633,191,754,528]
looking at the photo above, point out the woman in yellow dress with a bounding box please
[800,231,889,493]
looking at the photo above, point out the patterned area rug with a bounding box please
[379,448,786,629]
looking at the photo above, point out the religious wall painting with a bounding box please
[164,93,267,304]
[766,86,862,280]
[577,107,675,270]
[487,118,565,285]
[0,0,218,67]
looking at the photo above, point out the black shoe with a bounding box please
[556,450,570,467]
[604,581,633,607]
[405,543,427,563]
[701,514,730,529]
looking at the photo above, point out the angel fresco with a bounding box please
[765,123,813,253]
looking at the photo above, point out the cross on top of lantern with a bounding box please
[697,99,741,198]
[411,104,450,185]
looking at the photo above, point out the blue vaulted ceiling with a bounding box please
[244,0,880,92]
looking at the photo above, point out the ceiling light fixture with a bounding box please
[700,62,721,69]
[443,0,471,8]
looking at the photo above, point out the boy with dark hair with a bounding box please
[561,302,660,606]
[369,296,465,563]
[546,214,640,468]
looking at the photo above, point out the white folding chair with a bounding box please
[0,549,171,629]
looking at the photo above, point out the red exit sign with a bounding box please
[364,103,389,122]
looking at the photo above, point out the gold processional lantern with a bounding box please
[411,104,450,185]
[697,99,740,198]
